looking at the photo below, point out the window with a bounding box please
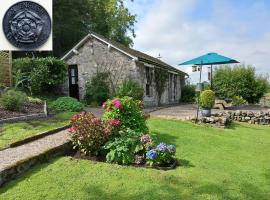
[145,67,153,97]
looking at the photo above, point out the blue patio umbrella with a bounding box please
[179,52,239,66]
[179,52,239,122]
[179,52,239,87]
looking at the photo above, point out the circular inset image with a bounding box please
[2,1,52,49]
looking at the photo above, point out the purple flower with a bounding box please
[140,134,151,144]
[157,143,167,153]
[146,149,157,160]
[168,144,176,153]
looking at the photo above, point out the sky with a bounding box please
[125,0,270,83]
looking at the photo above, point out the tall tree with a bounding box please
[53,0,136,57]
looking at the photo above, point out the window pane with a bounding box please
[72,77,76,84]
[71,69,75,76]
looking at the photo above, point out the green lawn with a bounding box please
[1,118,270,200]
[0,112,75,150]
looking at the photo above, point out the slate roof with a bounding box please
[62,32,187,76]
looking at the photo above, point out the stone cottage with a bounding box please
[61,32,188,107]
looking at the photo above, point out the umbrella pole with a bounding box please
[196,65,202,123]
[210,64,213,89]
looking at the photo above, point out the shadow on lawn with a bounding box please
[150,131,179,145]
[178,159,195,168]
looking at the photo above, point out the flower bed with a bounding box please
[68,97,178,170]
[0,103,44,120]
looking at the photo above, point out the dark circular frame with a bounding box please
[2,1,52,50]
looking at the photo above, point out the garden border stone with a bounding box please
[7,125,71,149]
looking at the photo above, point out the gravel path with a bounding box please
[0,129,69,172]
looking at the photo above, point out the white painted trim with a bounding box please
[168,70,178,75]
[61,34,91,60]
[143,62,155,68]
[61,33,138,61]
[90,34,138,60]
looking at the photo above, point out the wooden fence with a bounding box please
[0,51,12,87]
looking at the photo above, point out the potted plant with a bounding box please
[199,90,215,117]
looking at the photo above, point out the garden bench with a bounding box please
[214,99,232,110]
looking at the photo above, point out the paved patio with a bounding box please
[86,104,269,121]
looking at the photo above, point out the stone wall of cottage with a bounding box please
[62,36,185,106]
[62,37,139,100]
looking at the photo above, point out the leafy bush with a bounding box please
[28,97,43,104]
[0,90,28,111]
[13,57,67,94]
[181,85,196,103]
[116,79,144,100]
[103,129,144,165]
[232,96,247,106]
[146,143,176,166]
[213,65,268,103]
[199,90,215,109]
[69,112,118,155]
[85,72,110,106]
[103,97,148,133]
[0,84,7,97]
[50,97,84,112]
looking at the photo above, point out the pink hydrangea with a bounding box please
[111,119,121,126]
[102,102,107,109]
[112,99,122,109]
[68,127,76,134]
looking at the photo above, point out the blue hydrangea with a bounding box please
[157,143,167,153]
[168,144,176,152]
[146,149,157,160]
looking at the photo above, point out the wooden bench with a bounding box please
[214,99,232,110]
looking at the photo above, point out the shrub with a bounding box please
[116,80,144,100]
[181,85,196,103]
[50,97,84,112]
[13,57,67,94]
[146,143,176,166]
[69,112,118,155]
[28,97,43,104]
[0,90,28,111]
[85,72,110,106]
[213,65,268,103]
[232,96,247,106]
[199,90,215,109]
[103,97,148,133]
[103,129,144,165]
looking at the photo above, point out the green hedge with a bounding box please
[13,57,67,95]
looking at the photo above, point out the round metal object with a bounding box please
[3,1,51,49]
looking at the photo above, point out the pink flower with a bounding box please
[111,119,121,126]
[68,127,76,134]
[102,102,107,109]
[112,99,122,109]
[91,118,101,125]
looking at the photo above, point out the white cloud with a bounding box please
[130,0,270,83]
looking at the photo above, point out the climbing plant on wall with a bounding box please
[154,67,168,106]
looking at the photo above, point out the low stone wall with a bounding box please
[216,110,270,125]
[196,116,231,128]
[0,113,47,124]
